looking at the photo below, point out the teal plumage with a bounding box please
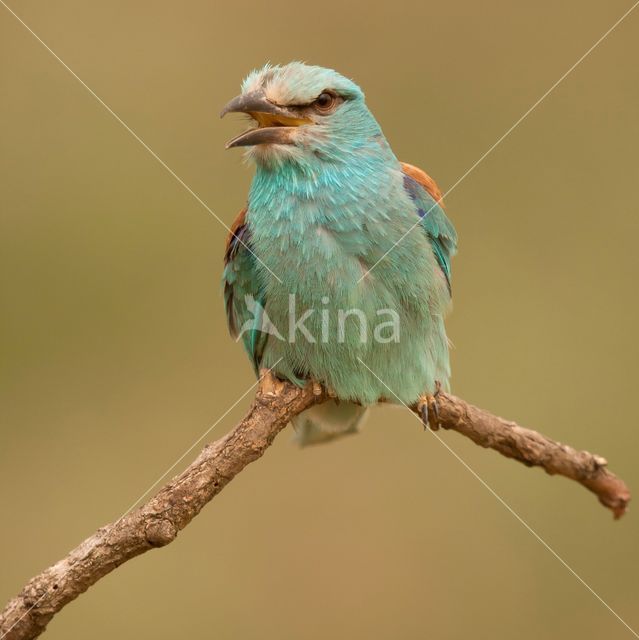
[222,63,457,444]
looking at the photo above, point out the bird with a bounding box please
[221,62,457,446]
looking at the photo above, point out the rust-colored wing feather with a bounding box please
[400,162,445,207]
[224,207,248,264]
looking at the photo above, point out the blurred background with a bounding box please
[1,0,638,638]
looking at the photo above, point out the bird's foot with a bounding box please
[310,378,337,398]
[259,368,286,397]
[417,382,442,431]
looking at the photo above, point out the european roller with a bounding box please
[221,62,457,445]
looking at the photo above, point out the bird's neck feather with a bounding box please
[248,135,399,226]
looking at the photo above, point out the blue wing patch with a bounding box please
[223,211,269,373]
[403,172,457,294]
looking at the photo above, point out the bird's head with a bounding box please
[221,63,385,168]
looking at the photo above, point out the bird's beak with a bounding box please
[220,90,311,149]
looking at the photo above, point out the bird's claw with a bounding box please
[417,382,442,431]
[259,368,285,397]
[310,379,337,398]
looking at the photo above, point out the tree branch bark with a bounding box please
[0,377,630,640]
[420,393,630,518]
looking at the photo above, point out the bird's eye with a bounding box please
[314,91,337,113]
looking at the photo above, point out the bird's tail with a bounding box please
[291,400,368,447]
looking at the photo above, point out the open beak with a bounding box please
[220,90,311,149]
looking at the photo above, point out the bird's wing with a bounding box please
[223,208,268,372]
[401,162,457,293]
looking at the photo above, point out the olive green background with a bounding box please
[1,1,638,638]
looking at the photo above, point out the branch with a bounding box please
[0,377,630,640]
[413,393,630,519]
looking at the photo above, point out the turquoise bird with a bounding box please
[221,63,457,445]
